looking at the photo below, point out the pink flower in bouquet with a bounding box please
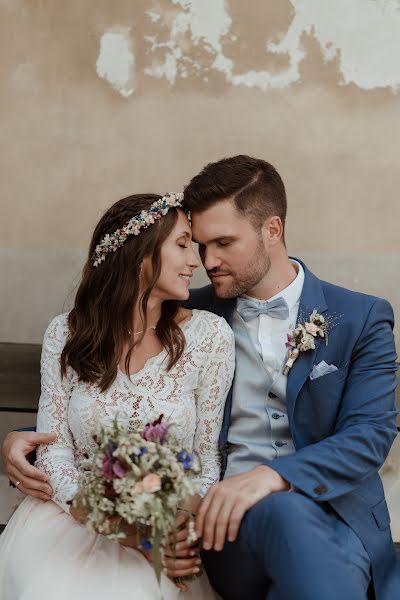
[131,481,144,495]
[141,414,170,444]
[142,474,162,493]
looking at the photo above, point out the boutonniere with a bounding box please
[283,309,328,376]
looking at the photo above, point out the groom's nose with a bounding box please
[202,248,221,272]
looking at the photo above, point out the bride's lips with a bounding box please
[179,274,192,283]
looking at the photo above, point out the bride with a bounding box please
[0,192,235,599]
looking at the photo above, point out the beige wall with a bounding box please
[1,0,399,345]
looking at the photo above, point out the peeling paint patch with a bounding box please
[287,0,400,91]
[146,11,161,23]
[96,29,135,97]
[145,0,400,92]
[145,0,231,85]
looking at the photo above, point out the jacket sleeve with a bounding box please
[181,286,215,311]
[268,298,398,502]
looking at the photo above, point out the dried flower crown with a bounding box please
[93,192,185,267]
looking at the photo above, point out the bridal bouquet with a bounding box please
[72,415,201,581]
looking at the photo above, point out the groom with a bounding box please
[182,155,399,599]
[2,155,399,598]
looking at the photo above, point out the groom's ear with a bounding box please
[262,215,284,247]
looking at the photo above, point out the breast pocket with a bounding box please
[308,365,348,388]
[300,367,349,436]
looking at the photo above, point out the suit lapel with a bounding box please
[286,261,328,425]
[209,294,236,450]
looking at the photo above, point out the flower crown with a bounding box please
[93,192,185,267]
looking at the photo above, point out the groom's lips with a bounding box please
[209,272,230,279]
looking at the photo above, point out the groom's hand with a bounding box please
[2,431,55,500]
[196,465,290,551]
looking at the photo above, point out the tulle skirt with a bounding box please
[0,497,216,600]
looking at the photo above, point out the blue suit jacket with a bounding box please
[185,259,399,599]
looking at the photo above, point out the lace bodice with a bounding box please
[36,310,235,512]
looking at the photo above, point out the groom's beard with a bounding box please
[208,242,271,299]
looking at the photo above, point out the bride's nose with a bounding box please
[187,245,200,269]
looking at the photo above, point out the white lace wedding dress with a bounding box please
[0,309,234,600]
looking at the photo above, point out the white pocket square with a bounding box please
[309,360,338,381]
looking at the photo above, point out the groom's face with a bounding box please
[191,199,271,298]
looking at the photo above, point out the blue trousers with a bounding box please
[202,491,371,600]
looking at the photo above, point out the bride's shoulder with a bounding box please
[43,313,69,347]
[188,309,234,344]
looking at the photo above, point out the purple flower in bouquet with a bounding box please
[107,441,118,454]
[140,538,153,551]
[102,453,127,480]
[141,414,170,444]
[112,460,128,478]
[102,455,114,480]
[129,447,148,463]
[285,334,294,349]
[177,449,193,470]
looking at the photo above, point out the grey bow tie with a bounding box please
[236,296,289,322]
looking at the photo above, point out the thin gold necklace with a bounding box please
[129,325,157,336]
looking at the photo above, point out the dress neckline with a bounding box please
[117,309,201,380]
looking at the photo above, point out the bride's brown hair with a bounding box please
[60,194,186,392]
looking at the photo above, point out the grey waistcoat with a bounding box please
[224,311,295,478]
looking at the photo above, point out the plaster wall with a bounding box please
[1,0,399,345]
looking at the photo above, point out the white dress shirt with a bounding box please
[240,260,304,399]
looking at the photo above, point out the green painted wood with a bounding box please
[0,343,41,412]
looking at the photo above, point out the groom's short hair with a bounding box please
[184,155,287,233]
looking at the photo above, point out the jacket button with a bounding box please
[314,485,327,495]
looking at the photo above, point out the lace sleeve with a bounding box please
[35,314,78,513]
[193,316,235,496]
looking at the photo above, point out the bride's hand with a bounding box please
[69,493,88,525]
[162,507,202,591]
[180,493,202,515]
[70,495,140,550]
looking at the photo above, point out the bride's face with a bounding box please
[142,209,200,302]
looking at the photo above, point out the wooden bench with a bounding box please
[0,343,41,413]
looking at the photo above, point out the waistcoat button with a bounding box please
[275,440,286,447]
[272,413,281,419]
